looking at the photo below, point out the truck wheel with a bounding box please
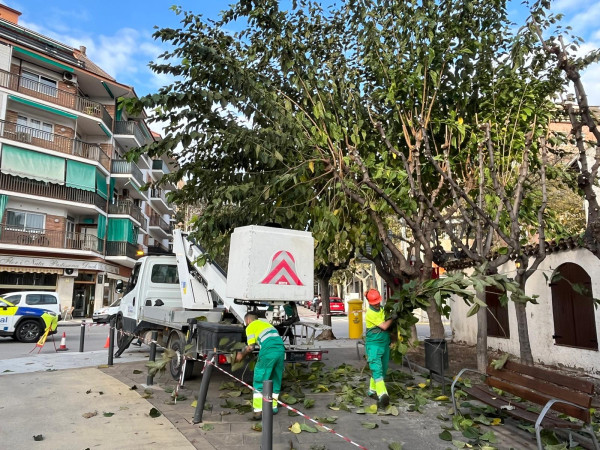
[15,320,43,343]
[168,332,194,380]
[115,315,129,350]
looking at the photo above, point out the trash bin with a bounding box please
[347,300,364,339]
[424,338,449,375]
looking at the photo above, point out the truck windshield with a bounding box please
[125,263,141,294]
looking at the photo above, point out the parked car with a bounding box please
[93,298,121,323]
[329,297,346,315]
[0,296,59,343]
[2,291,62,320]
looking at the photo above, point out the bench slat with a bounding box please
[465,385,583,429]
[487,366,592,409]
[501,361,594,395]
[486,377,590,423]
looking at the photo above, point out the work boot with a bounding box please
[377,394,390,409]
[251,412,262,421]
[367,390,378,400]
[273,408,279,415]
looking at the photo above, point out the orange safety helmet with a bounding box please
[365,289,382,305]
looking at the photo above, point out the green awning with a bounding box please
[65,159,95,191]
[96,169,107,199]
[107,218,137,244]
[97,214,107,240]
[1,145,64,183]
[109,177,116,199]
[0,194,8,237]
[99,123,111,137]
[8,95,78,119]
[13,46,74,72]
[101,81,115,99]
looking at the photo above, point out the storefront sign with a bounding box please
[0,255,120,274]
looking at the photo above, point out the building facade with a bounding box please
[0,5,175,318]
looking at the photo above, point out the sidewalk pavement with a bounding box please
[0,337,540,450]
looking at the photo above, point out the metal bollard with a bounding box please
[192,351,214,424]
[261,380,273,450]
[79,320,86,352]
[108,318,115,366]
[147,331,158,385]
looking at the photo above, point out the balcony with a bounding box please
[0,120,111,170]
[0,224,102,254]
[114,120,153,149]
[149,188,174,215]
[150,241,170,254]
[148,214,172,238]
[151,159,170,175]
[0,69,113,129]
[105,241,140,260]
[110,160,144,187]
[108,201,147,228]
[0,172,107,211]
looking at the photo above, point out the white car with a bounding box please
[93,299,121,323]
[2,291,62,319]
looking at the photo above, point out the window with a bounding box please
[17,115,53,141]
[20,70,58,97]
[150,264,179,284]
[5,210,45,231]
[25,294,57,305]
[551,263,598,350]
[3,294,20,304]
[124,263,141,294]
[486,287,509,338]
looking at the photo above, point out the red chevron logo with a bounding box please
[261,250,304,286]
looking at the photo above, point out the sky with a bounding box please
[3,0,600,102]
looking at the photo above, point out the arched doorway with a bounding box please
[550,263,597,350]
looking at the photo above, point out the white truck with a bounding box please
[114,225,325,379]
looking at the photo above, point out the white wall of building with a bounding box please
[450,248,600,373]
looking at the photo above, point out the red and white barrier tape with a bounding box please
[116,329,369,449]
[203,356,369,450]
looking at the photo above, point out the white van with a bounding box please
[1,291,62,319]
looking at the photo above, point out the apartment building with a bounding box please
[0,5,175,318]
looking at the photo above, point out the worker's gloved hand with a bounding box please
[390,313,398,321]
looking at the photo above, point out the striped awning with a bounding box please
[0,266,63,274]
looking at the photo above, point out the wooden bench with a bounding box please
[450,360,599,450]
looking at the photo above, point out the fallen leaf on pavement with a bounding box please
[82,411,97,419]
[33,435,43,441]
[149,408,161,418]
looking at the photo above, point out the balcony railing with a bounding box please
[110,160,144,187]
[108,201,147,228]
[149,215,172,234]
[114,121,153,146]
[0,224,102,254]
[150,241,170,254]
[0,172,107,210]
[152,159,170,174]
[0,69,113,129]
[0,120,110,171]
[105,241,140,259]
[149,188,168,203]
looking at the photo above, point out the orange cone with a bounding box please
[57,332,69,352]
[104,334,110,349]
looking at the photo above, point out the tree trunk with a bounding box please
[476,290,488,372]
[514,301,533,365]
[426,302,445,339]
[317,277,336,340]
[410,323,418,344]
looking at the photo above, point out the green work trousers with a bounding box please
[252,345,285,411]
[365,331,390,396]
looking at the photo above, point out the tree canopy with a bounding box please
[127,0,586,360]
